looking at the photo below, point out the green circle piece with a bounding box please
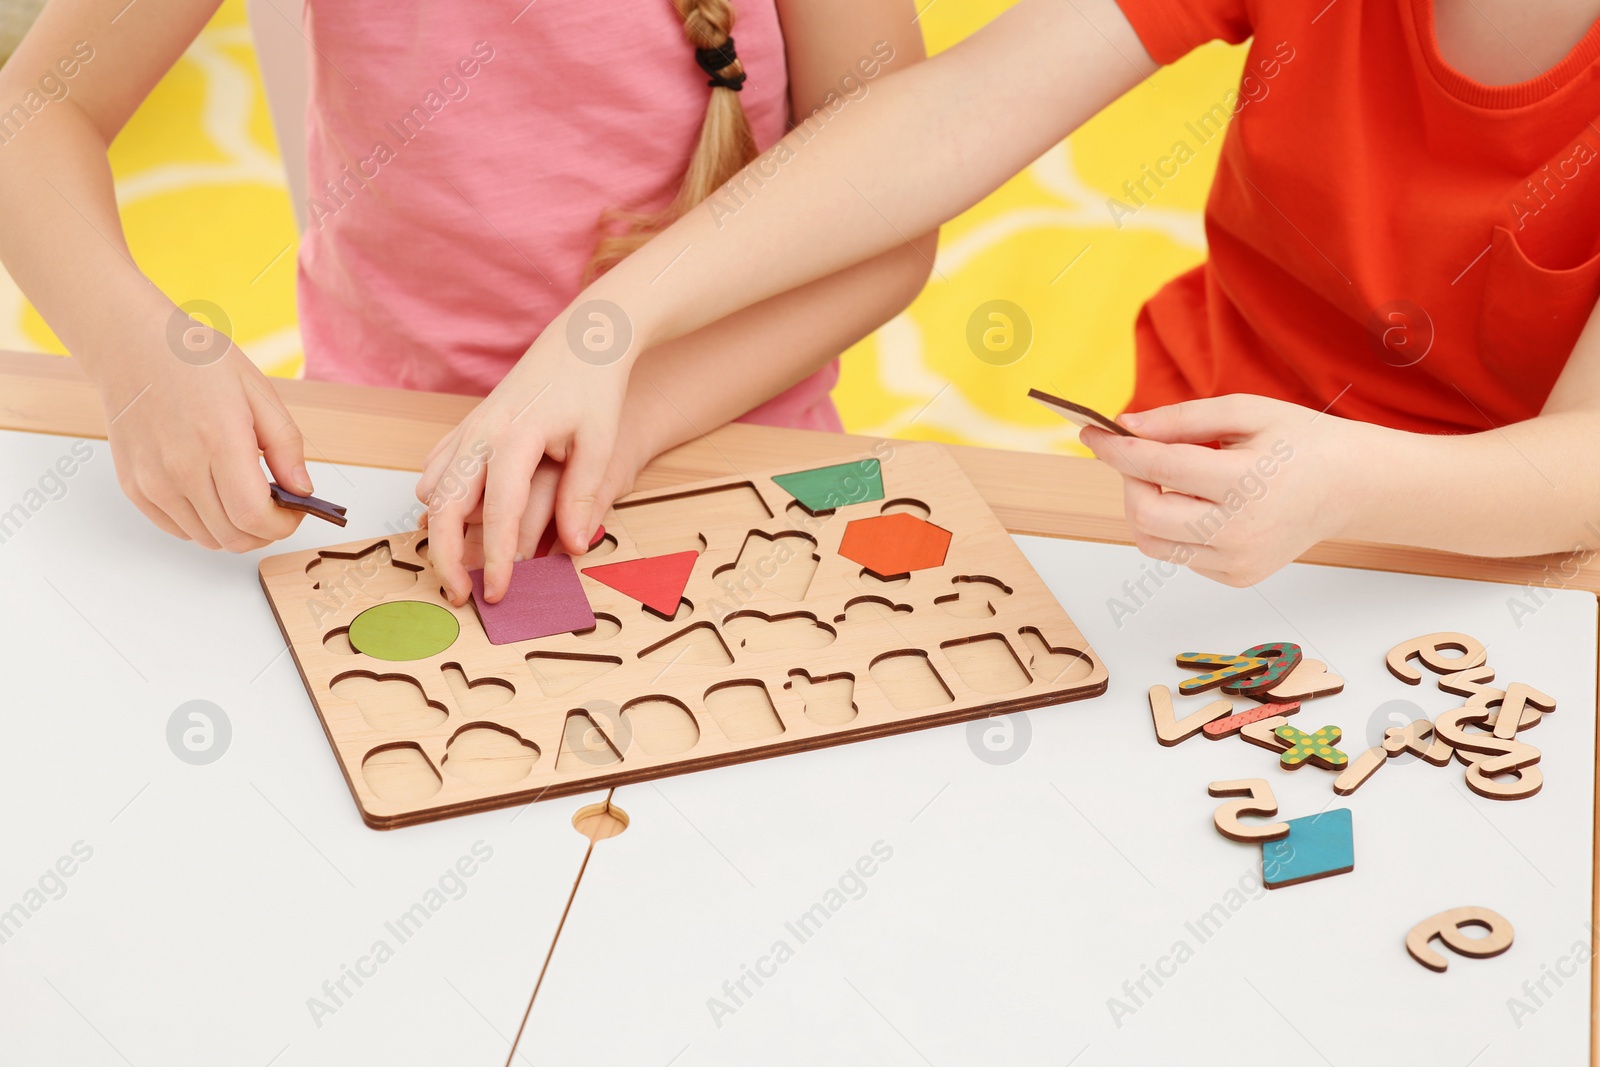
[348,601,460,662]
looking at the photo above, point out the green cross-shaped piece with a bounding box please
[1275,724,1348,769]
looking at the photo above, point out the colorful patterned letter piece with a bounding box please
[1262,809,1355,889]
[1202,701,1301,739]
[1223,642,1304,695]
[1275,724,1348,769]
[1175,652,1271,694]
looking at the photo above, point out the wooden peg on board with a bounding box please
[1333,746,1386,796]
[1148,685,1233,746]
[1385,632,1487,685]
[1405,907,1514,972]
[1207,779,1290,842]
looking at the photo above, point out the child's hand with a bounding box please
[97,336,309,551]
[416,350,629,605]
[417,444,647,574]
[1080,395,1365,586]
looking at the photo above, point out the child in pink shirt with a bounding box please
[0,0,932,592]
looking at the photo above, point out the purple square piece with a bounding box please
[468,554,596,645]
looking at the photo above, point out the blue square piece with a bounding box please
[1262,808,1354,889]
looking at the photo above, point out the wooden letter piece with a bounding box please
[1381,719,1453,767]
[1260,658,1345,704]
[1208,779,1290,842]
[1333,746,1386,796]
[1222,642,1303,696]
[1489,683,1557,741]
[1239,714,1294,752]
[1433,706,1544,801]
[1203,701,1299,740]
[270,482,348,527]
[1149,685,1233,747]
[1175,652,1271,694]
[1437,664,1497,698]
[1405,907,1514,972]
[1275,724,1348,770]
[1385,632,1487,685]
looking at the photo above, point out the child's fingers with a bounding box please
[515,461,563,561]
[481,439,542,603]
[555,430,610,555]
[147,486,223,550]
[415,427,463,504]
[587,451,638,533]
[461,522,486,570]
[1189,563,1252,588]
[215,450,302,543]
[123,485,191,541]
[1119,395,1257,444]
[192,474,270,553]
[426,452,488,605]
[1121,476,1228,547]
[246,383,313,495]
[1083,429,1237,500]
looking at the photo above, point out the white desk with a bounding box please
[0,429,1593,1065]
[524,538,1597,1066]
[0,431,599,1065]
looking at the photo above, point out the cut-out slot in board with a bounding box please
[306,540,421,600]
[722,610,836,653]
[638,622,734,667]
[442,723,540,786]
[362,743,441,803]
[620,696,700,757]
[557,708,624,771]
[259,441,1108,828]
[941,634,1032,694]
[611,482,770,555]
[526,653,623,698]
[704,680,785,742]
[712,530,820,602]
[332,672,448,733]
[870,650,955,711]
[787,669,858,726]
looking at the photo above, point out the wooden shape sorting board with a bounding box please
[258,442,1109,828]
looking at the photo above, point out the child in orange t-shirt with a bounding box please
[432,0,1600,591]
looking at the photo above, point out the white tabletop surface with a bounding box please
[0,429,1592,1066]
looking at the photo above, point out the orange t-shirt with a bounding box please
[1115,0,1600,433]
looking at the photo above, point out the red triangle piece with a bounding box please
[582,551,698,617]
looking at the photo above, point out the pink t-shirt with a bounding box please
[297,0,841,432]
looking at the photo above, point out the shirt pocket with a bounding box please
[1477,225,1600,404]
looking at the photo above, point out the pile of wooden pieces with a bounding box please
[1147,632,1556,890]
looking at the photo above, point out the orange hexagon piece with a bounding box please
[837,513,952,579]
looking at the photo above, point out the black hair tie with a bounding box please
[695,37,746,91]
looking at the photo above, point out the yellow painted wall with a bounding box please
[0,0,1246,454]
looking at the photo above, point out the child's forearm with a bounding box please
[1344,410,1600,557]
[619,234,936,462]
[562,0,1149,372]
[0,104,169,383]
